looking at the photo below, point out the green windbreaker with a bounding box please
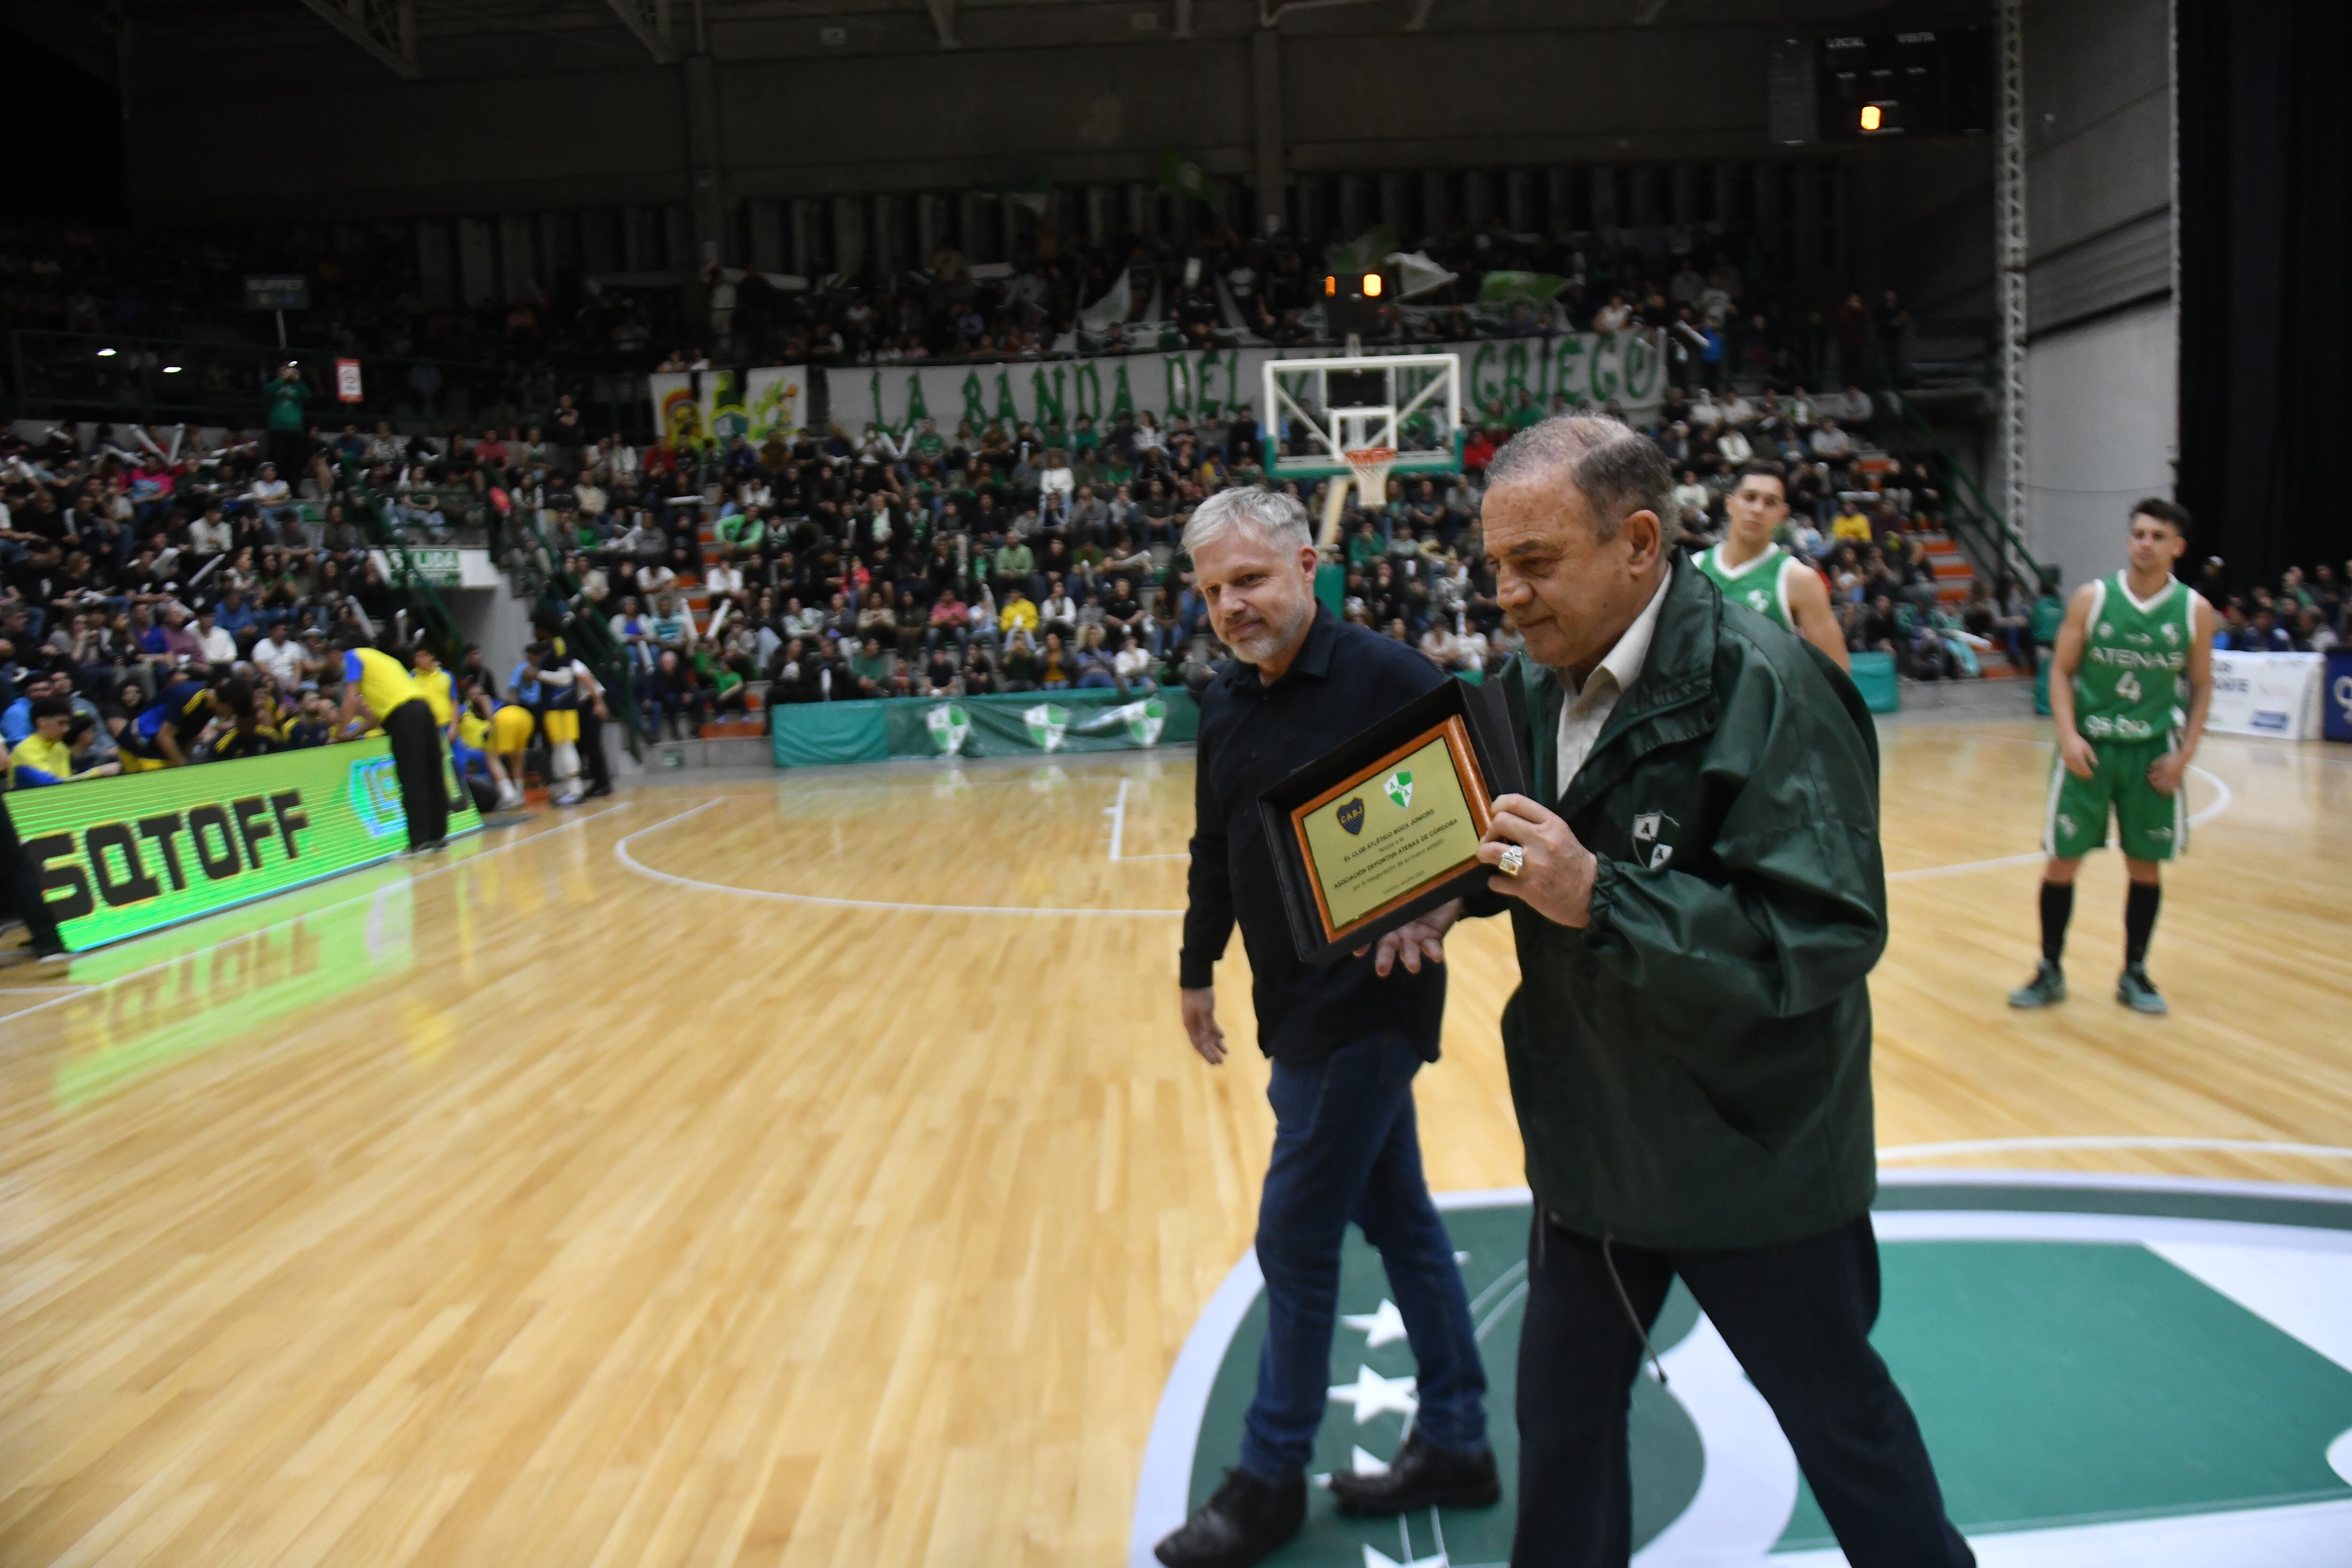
[1469,560,1885,1249]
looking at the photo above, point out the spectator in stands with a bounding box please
[1994,577,2034,670]
[1830,498,1873,545]
[850,635,895,697]
[1000,629,1042,691]
[8,696,116,787]
[2234,607,2293,652]
[1114,632,1155,690]
[1073,625,1120,689]
[641,648,707,739]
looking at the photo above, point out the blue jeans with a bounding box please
[1241,1031,1488,1484]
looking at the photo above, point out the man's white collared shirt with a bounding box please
[1555,566,1674,794]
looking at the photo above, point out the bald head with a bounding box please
[1486,415,1678,550]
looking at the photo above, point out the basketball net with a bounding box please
[1319,446,1397,550]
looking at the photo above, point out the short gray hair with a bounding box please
[1182,485,1313,557]
[1485,414,1678,548]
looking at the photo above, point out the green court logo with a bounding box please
[1131,1175,2352,1567]
[1385,770,1414,810]
[1024,703,1072,752]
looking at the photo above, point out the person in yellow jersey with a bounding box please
[334,637,449,854]
[453,674,533,813]
[8,697,120,787]
[1694,461,1851,669]
[490,699,536,810]
[532,635,586,806]
[410,645,459,729]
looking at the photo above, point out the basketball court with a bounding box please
[3,722,2346,1565]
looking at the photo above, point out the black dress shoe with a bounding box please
[1328,1432,1501,1516]
[1154,1468,1305,1568]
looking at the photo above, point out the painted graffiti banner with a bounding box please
[649,365,809,448]
[824,331,1665,441]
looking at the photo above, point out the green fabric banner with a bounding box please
[768,703,890,767]
[772,686,1200,767]
[1848,651,1901,714]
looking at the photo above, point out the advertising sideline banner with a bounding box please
[2326,651,2352,743]
[2206,651,2325,740]
[824,330,1668,441]
[649,365,809,448]
[772,687,1201,768]
[8,739,484,952]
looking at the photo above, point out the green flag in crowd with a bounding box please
[1479,271,1570,305]
[1158,151,1225,205]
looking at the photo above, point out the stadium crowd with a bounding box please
[7,209,1906,433]
[0,421,589,803]
[9,376,2351,791]
[12,206,2348,773]
[527,370,2341,718]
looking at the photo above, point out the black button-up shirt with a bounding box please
[1182,607,1450,1062]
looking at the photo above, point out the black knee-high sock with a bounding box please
[2124,881,2161,966]
[2039,881,2075,964]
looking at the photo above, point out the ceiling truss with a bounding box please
[293,0,419,78]
[604,0,675,62]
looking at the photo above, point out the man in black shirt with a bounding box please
[1156,488,1495,1568]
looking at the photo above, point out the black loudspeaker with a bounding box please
[1767,36,1818,146]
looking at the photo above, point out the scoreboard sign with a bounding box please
[7,739,480,952]
[242,273,310,312]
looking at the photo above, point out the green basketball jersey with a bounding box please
[2074,572,2196,743]
[1697,542,1795,629]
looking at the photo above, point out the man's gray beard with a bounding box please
[1228,599,1314,665]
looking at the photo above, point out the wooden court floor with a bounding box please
[0,719,2346,1567]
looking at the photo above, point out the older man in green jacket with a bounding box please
[1377,417,1972,1567]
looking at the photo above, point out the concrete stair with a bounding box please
[1919,531,1974,605]
[674,506,766,741]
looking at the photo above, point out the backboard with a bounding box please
[1259,351,1465,482]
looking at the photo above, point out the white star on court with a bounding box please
[1340,1299,1409,1348]
[1327,1364,1418,1424]
[1361,1546,1447,1568]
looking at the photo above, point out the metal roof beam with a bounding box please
[0,0,115,81]
[293,0,418,78]
[605,0,675,64]
[924,0,959,49]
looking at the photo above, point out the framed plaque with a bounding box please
[1257,675,1530,965]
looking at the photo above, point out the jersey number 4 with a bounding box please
[2115,672,2142,702]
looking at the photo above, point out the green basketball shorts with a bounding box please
[2043,739,2188,862]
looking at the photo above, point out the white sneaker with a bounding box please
[496,786,524,811]
[553,789,583,807]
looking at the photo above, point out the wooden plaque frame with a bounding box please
[1286,715,1496,947]
[1254,673,1530,967]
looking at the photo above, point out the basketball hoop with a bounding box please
[1343,446,1398,510]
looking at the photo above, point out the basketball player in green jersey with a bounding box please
[1695,462,1851,668]
[2011,499,2214,1015]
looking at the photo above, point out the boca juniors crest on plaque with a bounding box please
[1335,797,1367,836]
